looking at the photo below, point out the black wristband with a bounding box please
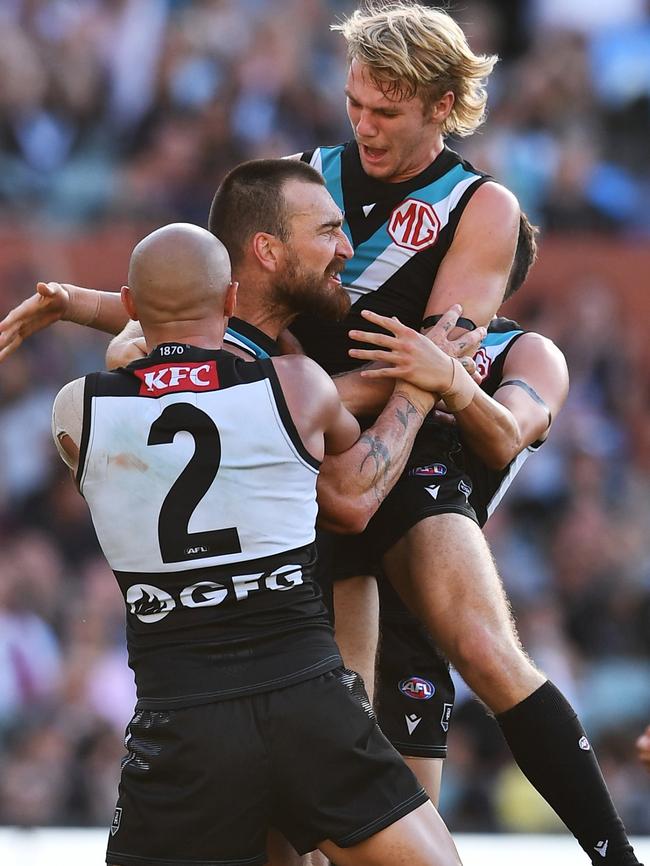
[422,314,478,332]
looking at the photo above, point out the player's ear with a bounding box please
[121,285,139,321]
[251,232,282,272]
[224,281,238,317]
[429,90,454,124]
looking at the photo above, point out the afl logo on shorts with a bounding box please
[399,676,436,700]
[411,463,447,477]
[388,199,440,251]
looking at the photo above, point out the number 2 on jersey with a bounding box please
[147,403,242,563]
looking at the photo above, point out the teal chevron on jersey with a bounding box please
[338,164,482,292]
[225,327,270,359]
[482,329,523,348]
[309,146,353,245]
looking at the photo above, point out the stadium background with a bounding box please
[0,0,648,845]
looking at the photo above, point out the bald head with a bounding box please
[127,223,232,326]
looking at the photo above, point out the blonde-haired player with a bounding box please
[333,1,496,138]
[291,5,643,866]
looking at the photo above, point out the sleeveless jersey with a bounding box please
[463,317,545,526]
[291,141,491,374]
[77,343,340,708]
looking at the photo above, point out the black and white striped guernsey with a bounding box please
[77,343,341,708]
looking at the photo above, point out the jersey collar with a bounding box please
[227,317,281,359]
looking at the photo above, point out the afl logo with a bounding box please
[399,676,436,701]
[412,463,447,478]
[388,199,440,251]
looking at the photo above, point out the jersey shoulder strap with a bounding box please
[478,321,526,397]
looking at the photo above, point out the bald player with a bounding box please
[52,222,465,866]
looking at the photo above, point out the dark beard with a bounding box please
[273,257,351,322]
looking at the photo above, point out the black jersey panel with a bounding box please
[76,372,100,489]
[292,142,491,376]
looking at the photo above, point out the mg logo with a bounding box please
[473,347,491,381]
[388,199,440,251]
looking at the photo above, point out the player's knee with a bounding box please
[450,621,525,680]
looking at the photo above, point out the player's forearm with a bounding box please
[317,385,433,533]
[453,387,523,470]
[105,321,147,369]
[63,285,129,334]
[333,368,393,418]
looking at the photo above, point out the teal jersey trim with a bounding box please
[482,329,523,348]
[319,146,353,246]
[225,327,270,359]
[335,163,482,287]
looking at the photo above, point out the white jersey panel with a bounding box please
[485,444,537,520]
[80,379,318,573]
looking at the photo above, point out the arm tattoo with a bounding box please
[499,379,552,426]
[357,395,422,505]
[359,432,391,504]
[395,396,420,431]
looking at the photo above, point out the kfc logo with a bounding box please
[135,361,219,395]
[388,199,440,251]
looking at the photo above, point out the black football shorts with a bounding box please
[375,582,455,758]
[106,668,428,866]
[316,427,479,592]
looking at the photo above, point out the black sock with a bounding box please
[497,681,642,866]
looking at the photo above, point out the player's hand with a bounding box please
[636,725,650,773]
[422,304,485,376]
[0,281,70,362]
[347,308,485,394]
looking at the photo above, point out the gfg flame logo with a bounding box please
[126,563,304,624]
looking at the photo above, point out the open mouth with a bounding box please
[360,143,387,162]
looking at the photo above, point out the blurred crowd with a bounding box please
[1,0,650,232]
[0,0,649,837]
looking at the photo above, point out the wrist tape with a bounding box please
[67,287,101,326]
[441,359,477,412]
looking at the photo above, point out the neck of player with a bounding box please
[143,318,228,352]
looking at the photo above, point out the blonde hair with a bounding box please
[332,2,498,137]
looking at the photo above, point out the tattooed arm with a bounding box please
[316,384,433,534]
